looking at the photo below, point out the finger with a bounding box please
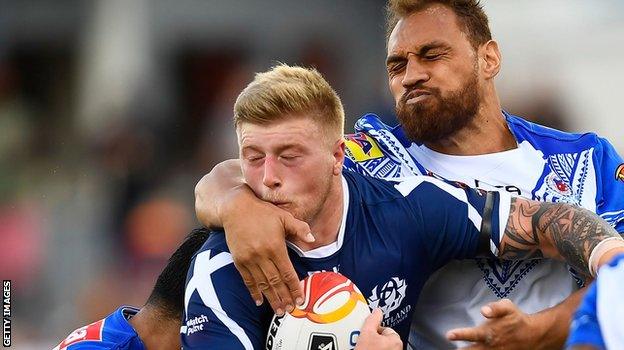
[259,258,295,313]
[482,298,515,318]
[446,326,488,342]
[271,246,304,306]
[283,213,314,243]
[380,327,399,337]
[234,262,263,306]
[247,263,284,315]
[361,308,383,333]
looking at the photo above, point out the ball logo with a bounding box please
[367,277,407,315]
[308,333,338,350]
[291,272,366,324]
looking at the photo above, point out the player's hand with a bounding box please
[220,185,314,315]
[446,299,548,350]
[355,309,403,350]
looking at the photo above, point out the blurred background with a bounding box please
[0,0,622,348]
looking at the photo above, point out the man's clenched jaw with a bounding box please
[396,64,480,143]
[386,4,484,144]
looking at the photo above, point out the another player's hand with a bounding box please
[220,185,314,315]
[446,298,548,350]
[355,309,402,350]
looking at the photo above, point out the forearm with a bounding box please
[195,159,246,229]
[499,198,622,277]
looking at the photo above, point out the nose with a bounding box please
[262,156,281,189]
[401,55,429,88]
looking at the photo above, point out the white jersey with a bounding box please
[343,112,624,349]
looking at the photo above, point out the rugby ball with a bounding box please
[266,272,370,350]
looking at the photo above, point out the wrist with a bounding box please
[218,184,257,227]
[523,311,551,350]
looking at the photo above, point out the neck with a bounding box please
[292,175,344,251]
[424,88,517,155]
[128,305,180,350]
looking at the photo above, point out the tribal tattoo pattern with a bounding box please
[499,197,620,278]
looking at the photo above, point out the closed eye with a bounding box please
[424,53,442,60]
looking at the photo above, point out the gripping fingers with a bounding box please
[272,248,303,306]
[236,263,263,306]
[259,259,295,313]
[247,264,284,315]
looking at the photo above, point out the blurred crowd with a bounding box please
[0,0,622,348]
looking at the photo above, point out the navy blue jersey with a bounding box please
[182,171,511,349]
[53,307,145,350]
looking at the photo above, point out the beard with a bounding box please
[395,67,481,144]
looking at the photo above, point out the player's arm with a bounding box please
[182,244,270,350]
[447,197,623,349]
[194,160,311,314]
[497,197,623,278]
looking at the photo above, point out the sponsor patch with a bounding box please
[344,133,383,162]
[56,319,105,349]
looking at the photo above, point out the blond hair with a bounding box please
[233,64,344,141]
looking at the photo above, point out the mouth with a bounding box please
[404,90,431,105]
[272,201,290,208]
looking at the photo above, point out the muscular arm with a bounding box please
[195,159,245,229]
[499,197,622,277]
[449,196,620,349]
[195,160,311,314]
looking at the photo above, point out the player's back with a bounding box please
[53,307,145,350]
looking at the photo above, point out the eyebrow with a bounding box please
[386,40,451,65]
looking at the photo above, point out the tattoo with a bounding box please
[499,197,619,277]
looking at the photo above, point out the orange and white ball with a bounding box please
[266,272,370,350]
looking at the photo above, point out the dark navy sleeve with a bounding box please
[181,234,269,349]
[393,176,511,270]
[593,137,624,233]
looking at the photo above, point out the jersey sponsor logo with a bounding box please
[55,319,105,350]
[344,133,383,162]
[184,314,209,335]
[616,164,624,182]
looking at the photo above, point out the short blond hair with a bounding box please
[233,64,345,141]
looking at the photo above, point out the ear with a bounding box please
[332,139,345,175]
[480,40,502,80]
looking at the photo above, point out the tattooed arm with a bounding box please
[498,196,622,278]
[446,196,622,348]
